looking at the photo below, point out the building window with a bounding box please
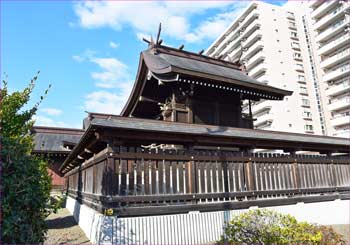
[298,75,305,82]
[304,124,313,131]
[293,52,302,59]
[303,110,312,119]
[302,98,310,107]
[291,31,298,38]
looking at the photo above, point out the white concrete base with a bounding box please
[66,196,350,244]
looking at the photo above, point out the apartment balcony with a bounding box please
[315,18,349,43]
[288,23,297,30]
[293,55,303,61]
[224,30,262,59]
[331,115,350,127]
[248,62,267,78]
[320,48,350,69]
[322,63,350,83]
[221,37,240,57]
[333,129,350,138]
[286,12,295,20]
[254,113,273,127]
[242,40,263,61]
[328,97,350,111]
[215,11,260,57]
[246,51,265,70]
[311,0,339,19]
[290,33,299,40]
[291,43,301,50]
[242,31,262,49]
[313,4,350,31]
[318,33,350,56]
[326,81,350,97]
[309,0,325,9]
[252,102,271,115]
[295,65,305,72]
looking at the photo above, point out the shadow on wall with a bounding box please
[88,216,137,244]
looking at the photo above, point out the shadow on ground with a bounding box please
[45,208,90,244]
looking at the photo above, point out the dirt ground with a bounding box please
[45,208,90,244]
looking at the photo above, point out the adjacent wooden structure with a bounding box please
[32,126,83,189]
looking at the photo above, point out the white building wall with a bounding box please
[308,0,350,138]
[66,196,350,244]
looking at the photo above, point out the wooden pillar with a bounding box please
[292,158,300,190]
[245,157,255,192]
[186,96,193,124]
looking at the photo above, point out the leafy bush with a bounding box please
[218,209,345,245]
[1,74,56,243]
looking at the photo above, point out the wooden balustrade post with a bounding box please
[245,158,255,192]
[331,160,338,188]
[292,159,300,190]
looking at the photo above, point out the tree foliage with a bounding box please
[218,209,345,245]
[1,73,55,243]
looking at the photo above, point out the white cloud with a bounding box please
[72,50,133,115]
[40,108,62,116]
[83,89,132,114]
[73,1,249,43]
[34,115,69,127]
[90,57,130,89]
[72,49,96,62]
[109,41,119,48]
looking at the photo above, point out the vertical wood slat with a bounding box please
[212,162,217,193]
[165,161,171,194]
[223,161,229,194]
[128,159,135,195]
[261,163,267,191]
[310,164,316,188]
[178,161,184,194]
[172,161,178,194]
[151,160,157,195]
[275,163,280,190]
[217,162,223,193]
[200,162,206,193]
[136,160,142,195]
[265,163,271,190]
[206,162,212,194]
[292,161,299,189]
[270,163,276,191]
[234,163,240,192]
[185,161,190,194]
[144,160,150,195]
[120,159,128,196]
[228,162,234,193]
[158,160,164,194]
[239,163,245,191]
[255,163,261,191]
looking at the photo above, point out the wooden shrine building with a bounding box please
[58,42,350,244]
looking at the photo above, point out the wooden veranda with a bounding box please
[63,115,350,217]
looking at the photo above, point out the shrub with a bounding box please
[218,209,345,245]
[1,73,56,243]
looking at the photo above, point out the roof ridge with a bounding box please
[152,45,241,71]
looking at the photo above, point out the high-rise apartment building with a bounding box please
[308,0,350,138]
[206,1,350,138]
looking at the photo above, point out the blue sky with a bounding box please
[1,0,285,129]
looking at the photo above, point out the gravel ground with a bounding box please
[45,208,90,244]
